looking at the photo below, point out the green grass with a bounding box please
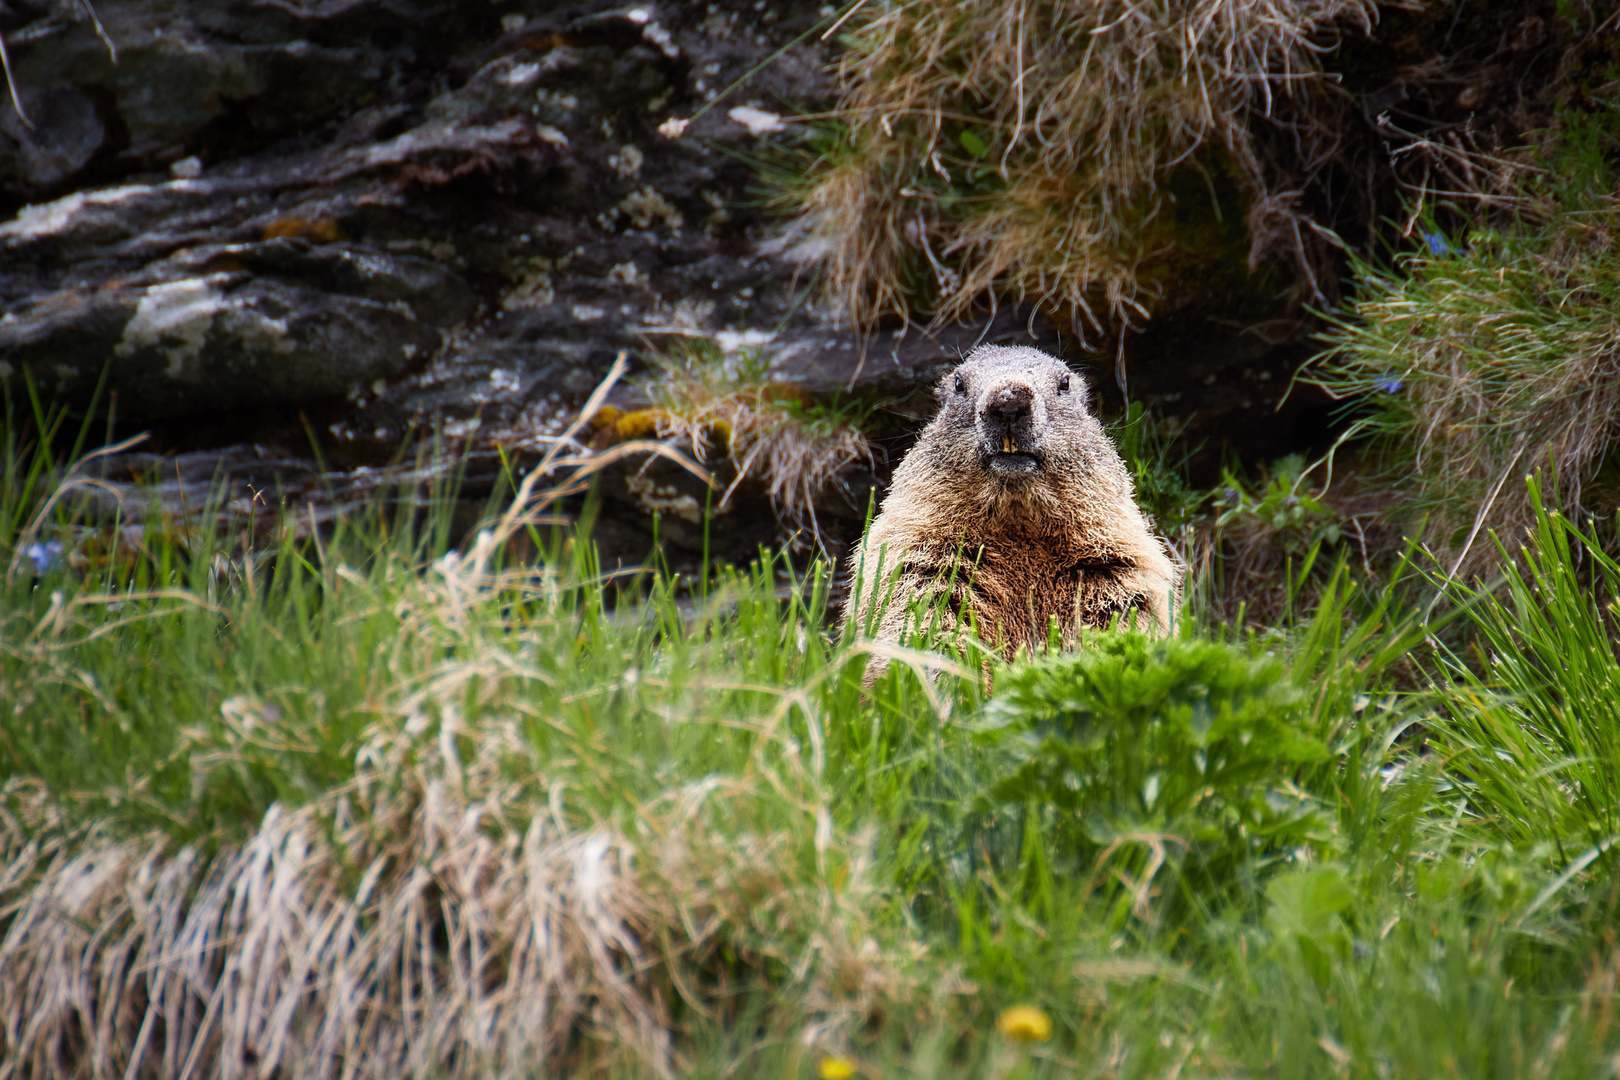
[1431,477,1620,863]
[4,411,1620,1077]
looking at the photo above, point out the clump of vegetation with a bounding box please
[787,0,1376,333]
[1213,453,1342,556]
[0,395,937,1078]
[1306,111,1620,569]
[623,337,878,540]
[977,634,1331,929]
[1182,452,1355,624]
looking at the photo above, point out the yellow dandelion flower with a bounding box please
[817,1054,858,1080]
[996,1005,1052,1044]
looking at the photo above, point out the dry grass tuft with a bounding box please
[642,341,876,545]
[0,788,658,1078]
[789,0,1378,334]
[0,772,884,1079]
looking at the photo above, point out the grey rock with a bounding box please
[0,0,837,430]
[0,85,106,192]
[0,264,444,418]
[758,307,1068,404]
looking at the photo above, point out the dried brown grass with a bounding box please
[646,346,876,547]
[793,0,1380,334]
[0,767,885,1079]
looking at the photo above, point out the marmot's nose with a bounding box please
[985,384,1033,423]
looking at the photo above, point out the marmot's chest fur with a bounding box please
[845,346,1178,658]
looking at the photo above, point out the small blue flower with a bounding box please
[1222,487,1242,505]
[1376,377,1403,394]
[1424,233,1450,255]
[23,539,64,576]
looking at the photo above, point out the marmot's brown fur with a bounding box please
[845,345,1179,657]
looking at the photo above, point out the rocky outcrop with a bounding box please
[0,3,978,554]
[0,0,1090,561]
[0,0,833,422]
[0,0,1339,565]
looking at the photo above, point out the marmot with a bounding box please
[844,345,1179,657]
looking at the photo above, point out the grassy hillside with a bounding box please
[6,389,1620,1077]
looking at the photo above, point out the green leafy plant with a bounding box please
[1194,454,1349,626]
[974,634,1333,926]
[1265,865,1356,988]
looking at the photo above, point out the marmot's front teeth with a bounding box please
[1002,435,1016,454]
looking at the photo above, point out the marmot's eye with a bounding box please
[1058,375,1071,394]
[954,376,967,395]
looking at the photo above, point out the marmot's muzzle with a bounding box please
[980,382,1043,476]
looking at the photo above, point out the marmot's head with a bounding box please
[917,345,1127,515]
